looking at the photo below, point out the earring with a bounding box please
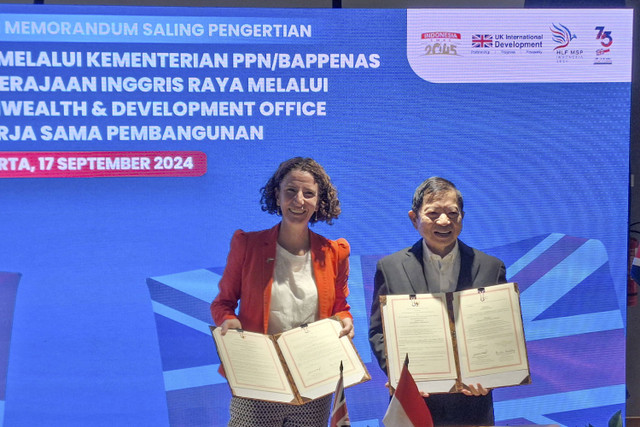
[277,206,282,216]
[311,211,317,222]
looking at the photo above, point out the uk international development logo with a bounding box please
[550,23,583,63]
[470,33,543,56]
[419,31,461,56]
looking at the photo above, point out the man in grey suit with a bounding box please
[368,177,507,426]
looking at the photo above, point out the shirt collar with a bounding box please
[423,239,459,266]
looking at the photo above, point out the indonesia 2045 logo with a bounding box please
[420,31,461,56]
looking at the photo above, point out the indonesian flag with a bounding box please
[633,253,640,284]
[330,361,350,427]
[630,237,639,306]
[383,355,433,427]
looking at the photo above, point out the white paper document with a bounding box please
[211,317,370,404]
[381,283,530,394]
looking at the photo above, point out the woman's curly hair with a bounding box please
[260,157,341,225]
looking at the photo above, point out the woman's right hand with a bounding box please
[220,318,242,335]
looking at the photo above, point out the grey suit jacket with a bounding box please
[368,238,506,425]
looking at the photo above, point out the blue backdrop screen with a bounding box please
[0,5,633,427]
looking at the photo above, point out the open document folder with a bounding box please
[211,317,370,405]
[381,282,531,394]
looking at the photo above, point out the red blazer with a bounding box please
[210,224,352,334]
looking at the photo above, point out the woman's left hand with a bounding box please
[339,317,355,339]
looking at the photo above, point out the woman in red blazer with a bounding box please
[211,157,353,427]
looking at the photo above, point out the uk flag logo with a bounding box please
[472,34,493,48]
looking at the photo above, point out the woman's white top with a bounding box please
[267,243,319,335]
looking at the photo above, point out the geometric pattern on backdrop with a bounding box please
[0,272,21,427]
[147,269,228,427]
[148,233,624,427]
[489,234,625,426]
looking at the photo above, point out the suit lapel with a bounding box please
[256,225,279,333]
[456,239,475,291]
[309,231,333,318]
[309,231,326,289]
[402,240,429,294]
[404,238,476,293]
[261,225,279,289]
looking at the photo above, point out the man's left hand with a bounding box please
[461,383,489,396]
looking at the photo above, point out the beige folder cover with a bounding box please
[381,282,531,394]
[211,317,370,405]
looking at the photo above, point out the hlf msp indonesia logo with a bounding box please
[550,23,583,63]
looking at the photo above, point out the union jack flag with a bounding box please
[472,34,493,48]
[330,361,351,427]
[488,233,625,426]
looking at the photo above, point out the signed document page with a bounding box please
[453,282,530,389]
[276,318,369,401]
[211,327,296,404]
[381,294,457,393]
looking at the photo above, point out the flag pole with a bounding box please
[330,360,350,427]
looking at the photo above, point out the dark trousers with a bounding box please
[425,392,494,426]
